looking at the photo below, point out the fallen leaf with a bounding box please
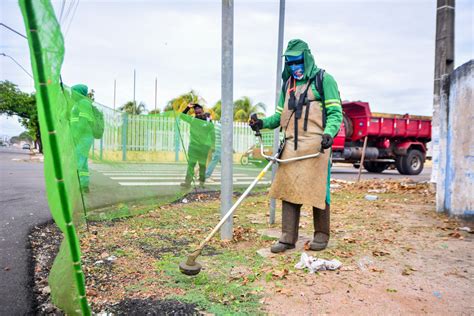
[372,250,390,257]
[448,232,463,239]
[303,241,310,251]
[272,268,289,279]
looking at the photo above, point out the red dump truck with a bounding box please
[332,101,432,175]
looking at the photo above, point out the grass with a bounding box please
[79,180,437,314]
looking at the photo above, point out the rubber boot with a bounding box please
[310,203,330,251]
[271,201,301,253]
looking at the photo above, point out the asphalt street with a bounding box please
[0,148,50,315]
[0,147,431,314]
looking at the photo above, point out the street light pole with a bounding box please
[220,0,234,240]
[270,0,286,224]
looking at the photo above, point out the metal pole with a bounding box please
[154,77,158,111]
[431,0,455,184]
[113,79,116,111]
[133,69,136,114]
[220,0,234,240]
[357,136,368,182]
[270,0,286,225]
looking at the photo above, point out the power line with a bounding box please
[1,53,33,79]
[61,0,76,28]
[64,0,80,37]
[0,23,27,39]
[59,0,66,24]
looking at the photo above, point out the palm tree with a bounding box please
[164,90,205,113]
[233,96,266,122]
[148,108,161,115]
[119,101,146,115]
[210,100,221,120]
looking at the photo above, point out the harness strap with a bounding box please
[293,77,314,150]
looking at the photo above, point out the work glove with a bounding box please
[321,134,333,149]
[249,115,263,132]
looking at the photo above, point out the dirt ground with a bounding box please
[259,180,473,315]
[30,179,473,315]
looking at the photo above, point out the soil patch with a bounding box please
[28,221,64,315]
[107,298,199,315]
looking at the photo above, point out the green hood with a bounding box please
[72,84,88,97]
[282,39,318,82]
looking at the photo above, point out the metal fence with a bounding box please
[91,102,275,162]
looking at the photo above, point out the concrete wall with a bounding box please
[436,60,473,218]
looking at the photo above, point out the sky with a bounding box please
[1,0,473,137]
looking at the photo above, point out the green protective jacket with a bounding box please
[262,39,343,138]
[180,110,216,150]
[70,84,94,155]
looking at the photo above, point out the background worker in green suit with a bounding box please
[70,84,94,193]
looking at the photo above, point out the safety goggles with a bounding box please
[285,57,304,66]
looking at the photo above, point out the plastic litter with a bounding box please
[106,255,117,262]
[294,252,342,273]
[182,198,189,204]
[459,226,471,232]
[364,194,378,201]
[433,291,442,299]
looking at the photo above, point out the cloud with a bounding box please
[1,0,472,131]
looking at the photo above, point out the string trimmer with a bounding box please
[179,114,322,276]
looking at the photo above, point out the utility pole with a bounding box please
[270,0,286,225]
[431,0,455,184]
[220,0,234,240]
[113,79,117,111]
[133,69,136,114]
[154,77,158,111]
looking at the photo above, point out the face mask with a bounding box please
[289,63,304,80]
[286,54,305,80]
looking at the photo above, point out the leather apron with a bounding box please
[269,79,330,209]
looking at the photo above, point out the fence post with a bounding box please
[122,113,128,161]
[91,140,95,159]
[99,137,103,160]
[174,117,180,162]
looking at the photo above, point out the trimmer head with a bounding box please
[179,259,202,276]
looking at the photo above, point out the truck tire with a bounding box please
[343,112,353,139]
[395,156,406,174]
[398,149,424,175]
[363,161,390,173]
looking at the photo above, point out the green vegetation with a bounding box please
[0,80,41,151]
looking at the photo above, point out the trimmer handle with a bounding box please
[250,113,261,137]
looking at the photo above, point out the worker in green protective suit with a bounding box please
[180,103,215,188]
[70,84,94,193]
[250,39,343,253]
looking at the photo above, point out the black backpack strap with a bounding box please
[314,69,326,128]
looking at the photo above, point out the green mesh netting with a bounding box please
[20,0,275,314]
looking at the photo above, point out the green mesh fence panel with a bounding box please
[19,0,90,314]
[20,0,276,314]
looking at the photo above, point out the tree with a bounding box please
[119,101,146,114]
[210,100,221,120]
[87,89,95,101]
[233,96,266,122]
[149,108,161,115]
[0,81,42,151]
[164,90,205,113]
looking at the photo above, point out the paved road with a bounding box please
[0,148,50,315]
[331,163,432,182]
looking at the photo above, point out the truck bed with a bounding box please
[342,102,432,141]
